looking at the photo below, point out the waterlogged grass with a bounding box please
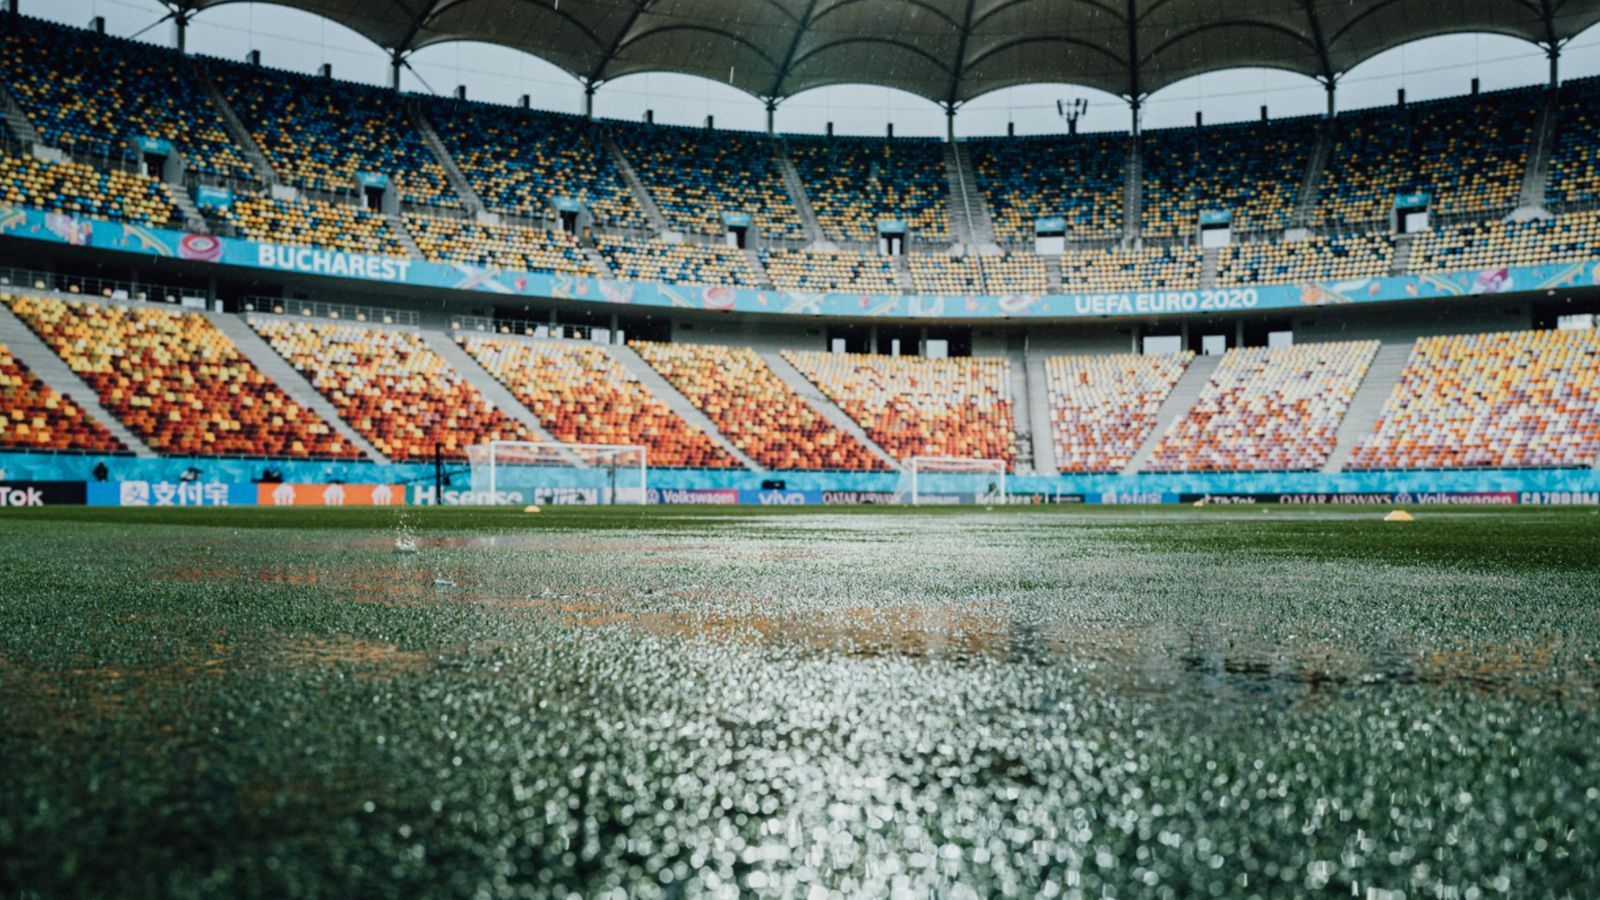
[1,506,1597,898]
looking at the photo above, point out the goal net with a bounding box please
[466,441,647,506]
[895,456,1008,505]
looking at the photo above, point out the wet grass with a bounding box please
[1,505,1597,898]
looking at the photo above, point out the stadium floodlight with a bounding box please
[896,456,1008,506]
[467,441,647,506]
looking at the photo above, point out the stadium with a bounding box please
[0,0,1598,895]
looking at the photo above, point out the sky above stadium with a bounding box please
[33,0,1600,136]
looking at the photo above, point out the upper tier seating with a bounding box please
[1546,75,1600,208]
[0,17,251,179]
[783,350,1016,467]
[1409,210,1600,274]
[1140,118,1316,237]
[1217,233,1393,286]
[1060,245,1202,293]
[595,235,755,287]
[0,334,124,453]
[421,99,643,228]
[1145,341,1379,472]
[405,214,594,275]
[0,148,180,228]
[787,135,951,243]
[1350,329,1600,469]
[612,124,805,239]
[222,196,406,256]
[1315,89,1537,227]
[634,342,885,471]
[8,296,354,458]
[762,248,902,293]
[1045,352,1192,473]
[215,64,456,207]
[457,336,735,468]
[252,319,529,461]
[968,133,1124,242]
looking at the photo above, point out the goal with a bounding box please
[467,441,647,506]
[895,456,1008,505]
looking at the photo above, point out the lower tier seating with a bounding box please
[1060,246,1202,293]
[762,249,902,293]
[782,350,1015,467]
[1046,352,1193,473]
[251,319,530,461]
[222,196,406,256]
[1217,234,1393,286]
[0,335,124,453]
[1145,341,1379,472]
[1350,329,1600,469]
[457,336,736,468]
[7,296,354,458]
[0,149,179,228]
[633,342,885,471]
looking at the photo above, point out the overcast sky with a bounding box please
[29,0,1600,137]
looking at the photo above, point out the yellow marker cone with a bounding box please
[1384,510,1414,522]
[523,505,542,514]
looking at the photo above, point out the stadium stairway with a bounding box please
[1391,235,1415,275]
[418,330,572,452]
[411,106,488,216]
[773,138,826,244]
[1043,257,1063,293]
[603,131,672,234]
[1006,353,1037,475]
[384,212,425,259]
[1121,353,1219,475]
[1515,88,1560,214]
[606,343,765,472]
[198,72,279,185]
[0,83,43,146]
[1320,342,1414,473]
[164,183,209,234]
[757,349,901,470]
[0,297,155,457]
[1122,138,1142,243]
[944,143,998,250]
[1023,355,1060,475]
[1293,123,1332,228]
[1199,248,1220,289]
[207,313,389,464]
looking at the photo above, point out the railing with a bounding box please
[239,297,419,326]
[0,265,206,306]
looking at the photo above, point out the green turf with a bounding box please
[1,506,1597,898]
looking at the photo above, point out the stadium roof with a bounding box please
[165,0,1600,105]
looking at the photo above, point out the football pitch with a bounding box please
[1,505,1597,898]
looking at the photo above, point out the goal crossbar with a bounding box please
[901,456,1008,506]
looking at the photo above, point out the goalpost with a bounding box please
[895,456,1008,506]
[467,441,647,506]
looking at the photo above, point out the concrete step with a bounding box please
[1122,353,1217,475]
[581,245,614,279]
[774,138,826,244]
[759,349,900,470]
[603,131,672,234]
[1006,355,1037,476]
[212,312,388,463]
[1321,342,1414,473]
[412,103,486,215]
[0,297,155,457]
[1024,355,1059,475]
[1391,234,1414,276]
[0,82,42,146]
[1519,88,1559,210]
[384,212,424,259]
[197,70,278,185]
[1293,121,1332,227]
[1043,256,1063,292]
[742,246,773,288]
[418,329,568,449]
[606,343,764,472]
[1199,247,1219,289]
[164,182,209,234]
[951,142,998,248]
[1122,136,1142,243]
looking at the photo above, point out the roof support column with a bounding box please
[766,99,777,136]
[174,11,188,53]
[5,0,16,16]
[1325,78,1337,120]
[584,82,597,120]
[945,105,956,143]
[390,51,404,92]
[1548,44,1561,88]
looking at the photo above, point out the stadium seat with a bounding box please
[1141,118,1316,238]
[1217,234,1393,286]
[1546,75,1600,208]
[782,350,1016,468]
[0,335,124,453]
[761,248,903,293]
[6,295,355,458]
[457,336,737,468]
[1145,341,1379,472]
[787,135,951,243]
[1409,211,1600,273]
[222,196,406,256]
[0,147,181,228]
[612,123,805,239]
[968,133,1125,243]
[405,214,594,275]
[250,319,530,461]
[1060,245,1201,293]
[633,342,886,471]
[1046,352,1193,472]
[1350,329,1600,469]
[595,235,755,287]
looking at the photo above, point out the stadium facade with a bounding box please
[0,10,1598,507]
